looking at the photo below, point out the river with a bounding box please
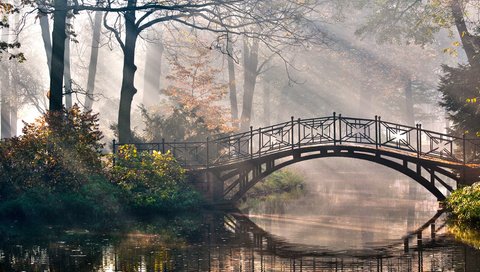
[1,160,479,271]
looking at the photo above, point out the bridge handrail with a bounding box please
[113,114,480,167]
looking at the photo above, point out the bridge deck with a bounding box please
[113,114,480,172]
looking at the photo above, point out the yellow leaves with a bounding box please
[466,97,478,103]
[452,41,461,47]
[443,47,458,57]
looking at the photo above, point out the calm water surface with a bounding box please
[1,161,480,271]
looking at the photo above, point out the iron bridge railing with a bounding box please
[112,113,480,168]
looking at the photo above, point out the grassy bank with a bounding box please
[238,169,306,211]
[0,107,202,227]
[445,182,480,248]
[445,182,480,227]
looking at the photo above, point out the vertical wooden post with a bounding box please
[250,126,254,159]
[333,112,336,146]
[112,139,116,166]
[206,137,210,169]
[291,116,295,150]
[378,116,382,147]
[184,142,187,166]
[416,124,420,158]
[162,138,165,153]
[338,114,342,144]
[173,139,176,157]
[418,124,422,158]
[463,133,467,165]
[258,127,262,157]
[375,116,378,149]
[297,118,301,148]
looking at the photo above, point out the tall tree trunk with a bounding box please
[404,78,414,126]
[38,5,52,72]
[142,35,163,107]
[49,0,68,112]
[64,21,72,109]
[263,83,271,126]
[10,103,17,136]
[1,71,11,139]
[240,38,259,132]
[84,10,102,111]
[226,33,238,126]
[1,24,11,138]
[451,0,480,70]
[118,0,138,143]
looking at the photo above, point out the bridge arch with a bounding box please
[116,114,480,203]
[211,145,457,202]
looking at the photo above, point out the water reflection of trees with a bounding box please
[0,210,479,271]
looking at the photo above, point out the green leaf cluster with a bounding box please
[246,169,305,199]
[0,105,104,198]
[110,145,202,212]
[439,64,480,140]
[446,182,480,225]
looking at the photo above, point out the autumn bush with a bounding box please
[110,145,202,213]
[445,182,480,226]
[0,106,201,224]
[0,105,104,198]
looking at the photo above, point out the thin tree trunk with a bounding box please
[143,35,163,107]
[64,21,72,109]
[1,72,11,139]
[240,38,259,132]
[49,0,68,112]
[118,0,138,143]
[226,33,238,126]
[451,0,480,70]
[1,24,11,138]
[84,10,102,111]
[39,7,52,72]
[10,104,17,136]
[404,78,414,126]
[263,84,271,126]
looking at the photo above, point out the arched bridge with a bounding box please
[114,114,480,203]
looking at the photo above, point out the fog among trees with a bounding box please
[0,0,478,143]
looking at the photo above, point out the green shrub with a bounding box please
[110,145,202,212]
[0,105,103,199]
[247,169,305,198]
[0,176,123,225]
[446,182,480,225]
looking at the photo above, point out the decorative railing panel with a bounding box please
[378,120,417,152]
[298,117,336,146]
[257,121,295,156]
[212,131,252,165]
[338,117,376,145]
[113,114,480,168]
[419,130,461,162]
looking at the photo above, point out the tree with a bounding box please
[16,0,324,141]
[84,8,103,110]
[48,0,68,112]
[97,0,325,142]
[335,0,480,135]
[142,28,164,107]
[139,34,232,141]
[162,35,232,136]
[0,0,23,61]
[439,64,480,137]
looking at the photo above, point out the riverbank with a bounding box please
[445,182,480,227]
[0,108,203,226]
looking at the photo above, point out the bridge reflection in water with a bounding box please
[1,210,479,271]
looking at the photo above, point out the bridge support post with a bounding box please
[205,171,224,204]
